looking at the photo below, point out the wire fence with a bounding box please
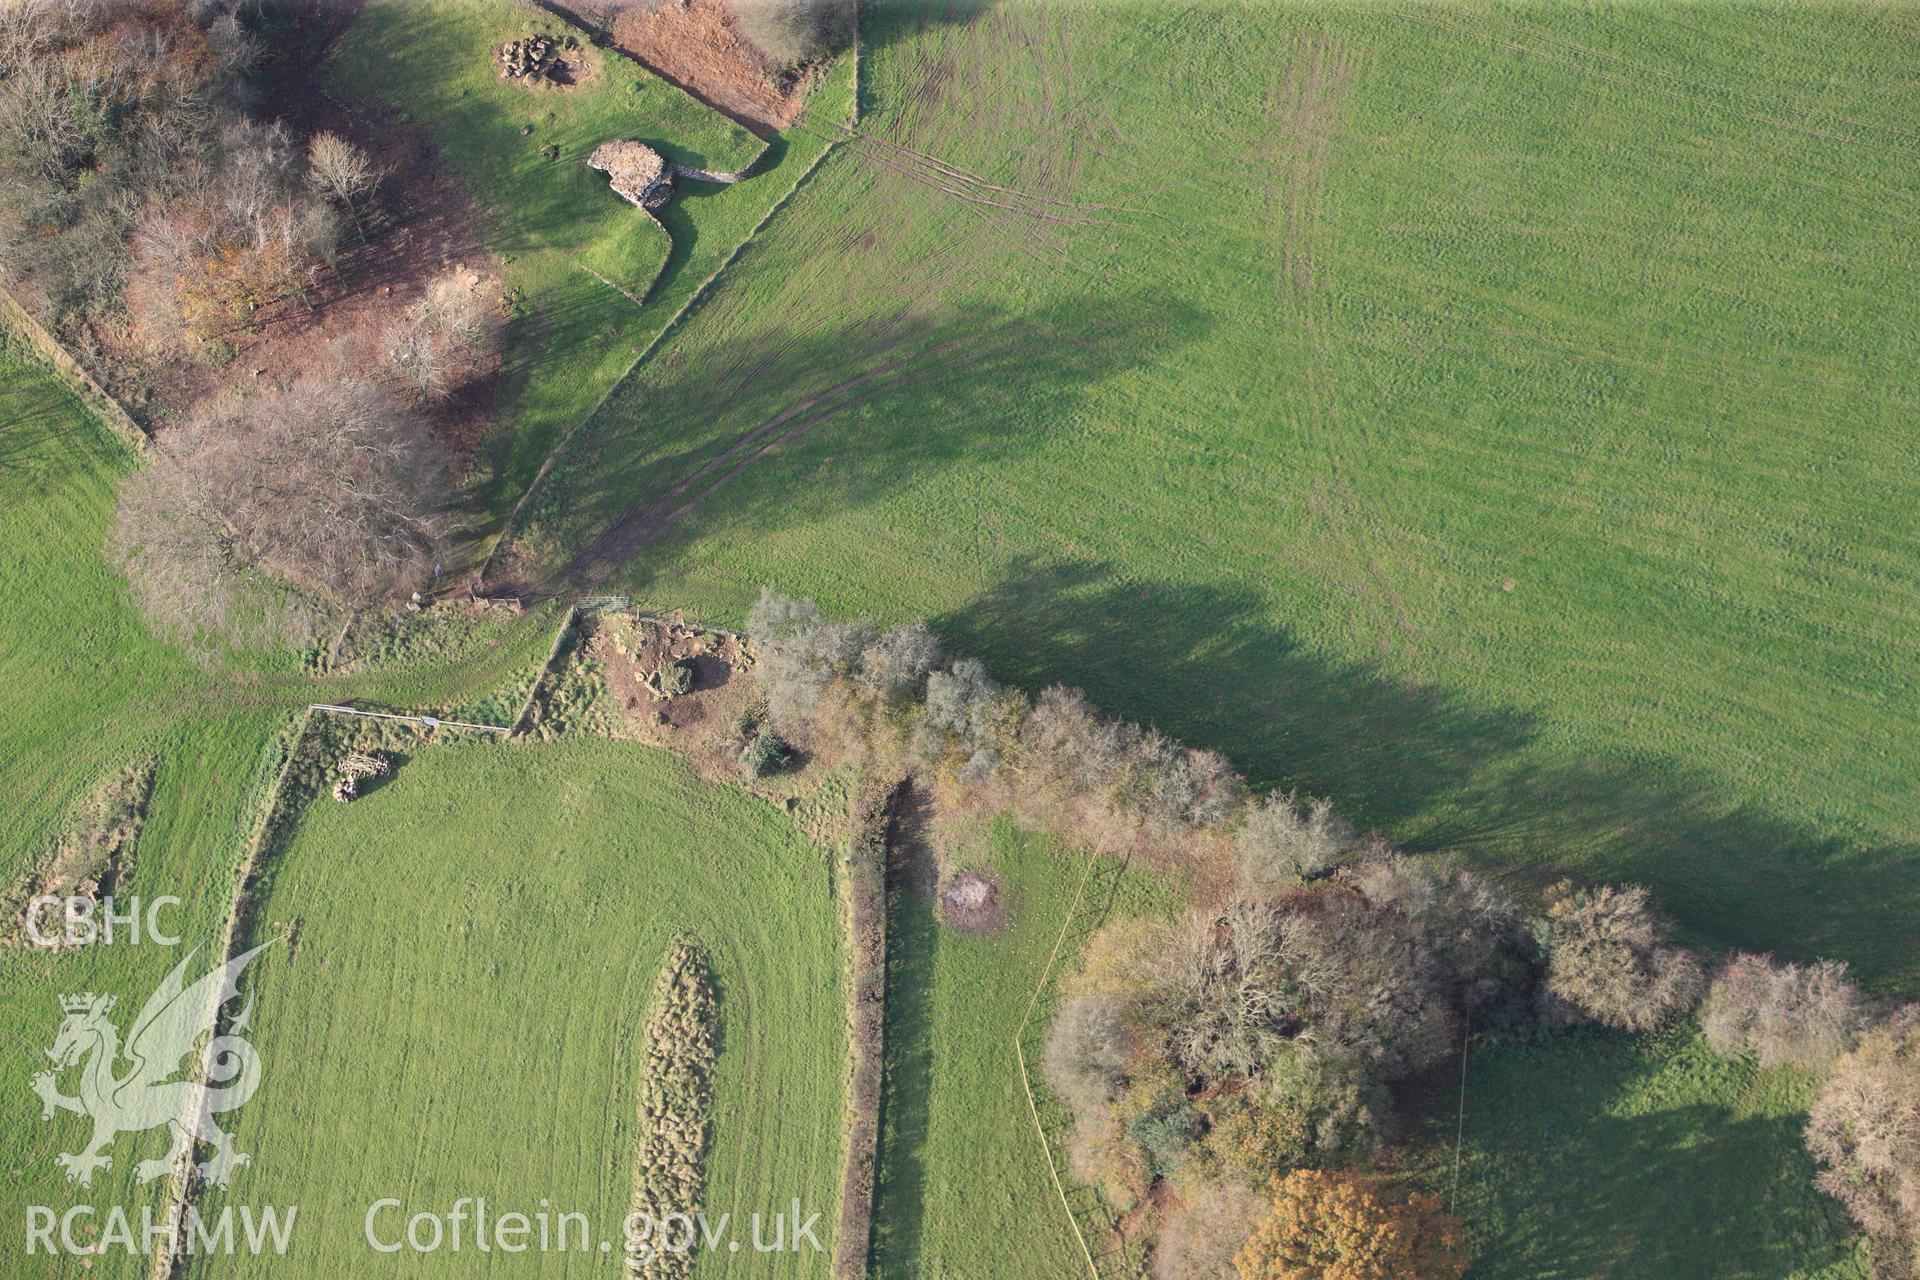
[1013,850,1147,1280]
[306,704,513,735]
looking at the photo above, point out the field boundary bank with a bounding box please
[146,640,559,1280]
[146,584,585,1277]
[149,708,313,1280]
[577,151,756,316]
[0,282,299,574]
[307,704,513,735]
[1013,849,1142,1280]
[477,13,861,584]
[0,286,148,457]
[833,774,897,1279]
[508,602,585,734]
[141,597,649,1280]
[531,600,1125,1279]
[480,130,854,579]
[576,261,654,310]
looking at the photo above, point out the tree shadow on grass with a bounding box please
[472,262,664,521]
[1440,1030,1863,1279]
[858,0,1002,64]
[871,853,937,1272]
[532,273,1920,986]
[646,139,789,303]
[548,289,1210,589]
[931,558,1920,989]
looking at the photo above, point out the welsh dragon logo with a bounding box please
[32,941,274,1188]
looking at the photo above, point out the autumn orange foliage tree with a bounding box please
[0,0,251,325]
[1234,1170,1467,1280]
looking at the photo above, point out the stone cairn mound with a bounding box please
[331,750,390,803]
[499,33,566,81]
[588,140,674,210]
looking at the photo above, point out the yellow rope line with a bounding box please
[1012,847,1108,1280]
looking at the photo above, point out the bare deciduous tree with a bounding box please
[306,130,378,242]
[855,620,943,703]
[1348,854,1537,1019]
[1150,1175,1265,1280]
[109,465,326,650]
[1534,881,1704,1032]
[0,1,245,328]
[1236,790,1356,894]
[1702,953,1865,1071]
[1805,1009,1920,1279]
[124,118,340,348]
[1146,901,1326,1079]
[1043,994,1131,1116]
[731,0,854,68]
[384,271,502,403]
[1292,892,1459,1078]
[764,621,872,730]
[163,369,457,601]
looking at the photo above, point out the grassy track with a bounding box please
[188,737,846,1278]
[327,0,853,526]
[874,823,1172,1279]
[525,0,1920,992]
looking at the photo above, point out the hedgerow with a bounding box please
[629,936,716,1278]
[742,587,1902,1274]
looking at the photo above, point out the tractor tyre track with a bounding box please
[568,340,964,586]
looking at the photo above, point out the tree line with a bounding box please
[745,588,1918,1280]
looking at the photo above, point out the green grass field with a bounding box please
[874,823,1173,1280]
[7,3,1919,1276]
[0,343,568,1279]
[187,737,846,1278]
[327,0,854,527]
[494,6,1920,1271]
[0,348,295,1280]
[523,0,1920,994]
[1403,1029,1869,1279]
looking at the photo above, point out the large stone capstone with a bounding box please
[588,141,672,210]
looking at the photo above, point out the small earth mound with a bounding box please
[940,869,1009,935]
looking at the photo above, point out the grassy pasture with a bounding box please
[510,4,1918,1270]
[0,345,565,1277]
[525,0,1920,993]
[3,2,1915,1275]
[188,737,846,1279]
[327,0,853,527]
[873,823,1173,1280]
[326,600,572,728]
[0,350,293,1280]
[1403,1029,1869,1279]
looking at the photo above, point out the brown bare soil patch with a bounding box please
[940,867,1010,936]
[594,0,817,137]
[587,613,759,776]
[97,8,504,470]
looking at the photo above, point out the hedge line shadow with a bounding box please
[933,558,1920,990]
